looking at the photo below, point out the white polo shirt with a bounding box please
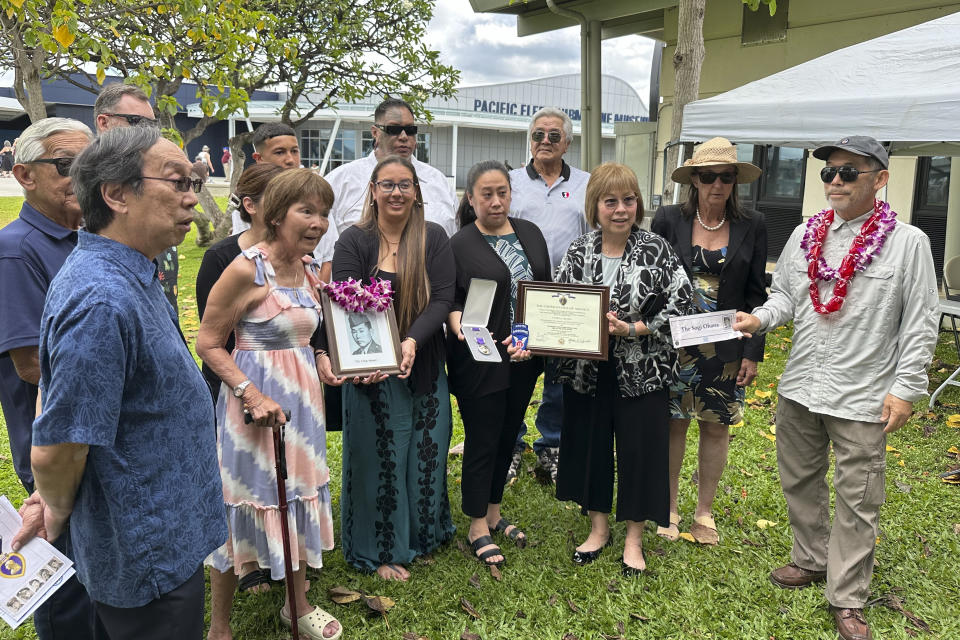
[509,160,591,271]
[323,152,458,237]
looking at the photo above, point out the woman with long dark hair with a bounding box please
[318,154,455,581]
[446,161,549,567]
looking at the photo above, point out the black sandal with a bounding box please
[492,518,527,549]
[468,535,505,567]
[238,568,271,593]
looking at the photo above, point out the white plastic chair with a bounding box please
[931,255,960,408]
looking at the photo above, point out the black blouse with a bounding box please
[328,222,454,395]
[446,218,552,399]
[195,233,242,399]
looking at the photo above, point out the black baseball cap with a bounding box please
[813,136,889,169]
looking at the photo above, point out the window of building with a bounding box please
[300,129,359,171]
[913,156,952,281]
[760,146,804,200]
[361,131,374,157]
[416,133,430,164]
[741,0,788,46]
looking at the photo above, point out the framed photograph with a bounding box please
[516,281,609,360]
[320,295,403,377]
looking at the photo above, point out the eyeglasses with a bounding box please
[819,166,881,183]
[374,124,418,137]
[694,171,737,185]
[531,130,563,144]
[25,157,74,177]
[139,176,204,193]
[601,195,638,210]
[103,112,158,127]
[374,179,416,193]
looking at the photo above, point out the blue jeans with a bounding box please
[516,359,563,453]
[33,527,105,640]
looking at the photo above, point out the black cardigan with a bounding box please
[446,218,552,399]
[327,222,454,395]
[651,204,768,363]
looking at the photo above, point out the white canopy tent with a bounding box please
[679,11,960,156]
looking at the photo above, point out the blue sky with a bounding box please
[427,0,657,101]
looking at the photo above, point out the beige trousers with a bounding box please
[775,395,887,608]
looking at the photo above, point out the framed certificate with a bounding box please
[320,295,403,377]
[516,281,609,360]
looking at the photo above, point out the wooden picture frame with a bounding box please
[516,281,609,360]
[320,295,403,377]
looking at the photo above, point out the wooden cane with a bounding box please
[247,410,298,639]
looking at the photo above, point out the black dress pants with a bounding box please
[556,360,670,525]
[458,362,540,518]
[93,565,204,640]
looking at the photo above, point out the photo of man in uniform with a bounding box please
[349,313,381,355]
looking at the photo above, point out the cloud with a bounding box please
[427,0,657,99]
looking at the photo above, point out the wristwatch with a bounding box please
[628,323,637,338]
[233,380,252,398]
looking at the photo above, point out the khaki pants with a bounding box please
[775,395,887,608]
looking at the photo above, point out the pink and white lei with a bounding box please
[799,199,897,314]
[320,277,393,312]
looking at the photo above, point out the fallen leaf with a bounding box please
[515,610,526,619]
[898,460,905,467]
[629,613,650,622]
[767,382,775,388]
[600,634,624,640]
[328,586,362,604]
[954,523,960,535]
[762,432,777,442]
[460,627,481,640]
[489,564,501,581]
[923,411,937,419]
[895,480,912,494]
[757,519,778,529]
[567,599,580,613]
[886,445,900,453]
[755,389,772,398]
[460,597,480,619]
[946,414,960,428]
[364,594,395,612]
[402,634,428,640]
[742,538,761,547]
[866,593,930,633]
[782,337,792,343]
[562,635,580,640]
[678,532,696,542]
[548,594,558,606]
[922,544,931,557]
[769,425,776,434]
[618,621,626,634]
[730,420,744,428]
[947,446,960,457]
[468,573,481,589]
[606,579,620,593]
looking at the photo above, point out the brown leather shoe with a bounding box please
[769,562,827,589]
[832,607,872,640]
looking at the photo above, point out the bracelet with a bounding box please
[628,322,637,338]
[314,349,329,358]
[403,336,417,347]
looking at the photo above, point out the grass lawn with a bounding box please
[1,196,959,639]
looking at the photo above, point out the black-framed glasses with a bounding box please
[25,157,74,177]
[374,123,418,137]
[138,176,204,193]
[374,179,416,193]
[694,170,737,185]
[820,166,881,183]
[103,112,158,127]
[531,130,563,143]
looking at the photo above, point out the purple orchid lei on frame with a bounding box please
[320,277,393,312]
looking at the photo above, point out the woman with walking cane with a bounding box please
[197,169,342,640]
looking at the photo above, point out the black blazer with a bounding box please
[446,218,552,398]
[651,204,767,363]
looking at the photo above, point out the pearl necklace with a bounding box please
[696,207,726,231]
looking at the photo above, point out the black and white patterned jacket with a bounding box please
[555,227,692,397]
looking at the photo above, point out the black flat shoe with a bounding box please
[619,556,645,577]
[571,538,611,565]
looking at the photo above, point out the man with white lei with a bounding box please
[734,136,939,640]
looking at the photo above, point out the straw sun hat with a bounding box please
[671,137,762,185]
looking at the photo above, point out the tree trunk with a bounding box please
[665,0,705,204]
[193,185,218,246]
[8,40,48,122]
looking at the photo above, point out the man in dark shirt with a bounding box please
[0,117,100,640]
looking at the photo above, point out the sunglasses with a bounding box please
[694,171,737,185]
[820,166,881,183]
[139,176,204,193]
[25,157,74,177]
[531,130,563,144]
[103,112,158,127]
[375,124,418,137]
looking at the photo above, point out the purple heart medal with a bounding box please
[470,326,491,355]
[511,323,529,350]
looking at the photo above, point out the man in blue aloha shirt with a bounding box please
[14,126,225,639]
